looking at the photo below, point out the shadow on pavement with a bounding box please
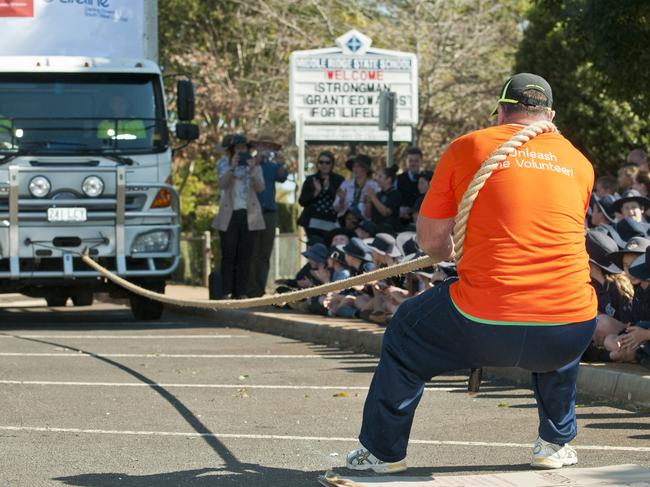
[54,463,533,487]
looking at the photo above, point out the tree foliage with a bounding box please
[160,0,528,232]
[515,0,649,176]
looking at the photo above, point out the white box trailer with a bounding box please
[0,0,198,319]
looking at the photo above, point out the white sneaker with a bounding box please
[346,445,407,474]
[531,437,578,469]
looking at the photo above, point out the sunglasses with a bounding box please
[318,159,333,165]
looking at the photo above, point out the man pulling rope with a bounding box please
[345,73,598,473]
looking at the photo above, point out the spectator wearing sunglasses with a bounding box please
[298,151,345,245]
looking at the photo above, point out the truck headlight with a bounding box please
[82,176,104,197]
[29,176,51,198]
[131,230,170,254]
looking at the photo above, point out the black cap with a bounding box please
[607,236,650,269]
[612,189,650,214]
[490,73,553,117]
[585,231,623,274]
[629,246,650,281]
[615,217,650,243]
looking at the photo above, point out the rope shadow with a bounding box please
[9,335,241,470]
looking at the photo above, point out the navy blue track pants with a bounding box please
[359,278,597,462]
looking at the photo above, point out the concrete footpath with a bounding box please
[166,284,650,409]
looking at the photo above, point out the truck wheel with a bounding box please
[129,294,164,320]
[71,290,94,307]
[129,280,165,321]
[46,295,68,307]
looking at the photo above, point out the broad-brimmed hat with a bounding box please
[615,217,650,243]
[591,194,620,224]
[366,233,402,258]
[357,219,378,237]
[251,128,282,150]
[607,236,650,269]
[302,243,329,264]
[490,72,553,117]
[346,154,372,174]
[396,231,422,261]
[612,189,650,214]
[592,224,626,249]
[629,246,650,281]
[221,133,250,149]
[337,237,373,262]
[585,231,623,274]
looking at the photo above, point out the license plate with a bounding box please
[47,207,87,222]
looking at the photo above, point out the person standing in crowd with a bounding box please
[364,165,402,233]
[594,175,618,200]
[212,134,265,299]
[617,163,639,193]
[346,73,597,473]
[627,148,648,172]
[334,154,380,218]
[396,147,423,225]
[298,151,344,246]
[246,130,288,297]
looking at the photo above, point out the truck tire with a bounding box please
[129,280,165,321]
[46,295,68,307]
[71,290,94,307]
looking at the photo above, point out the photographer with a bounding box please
[212,134,265,299]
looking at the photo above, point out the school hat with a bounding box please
[251,128,281,149]
[629,247,650,281]
[221,133,250,149]
[325,227,356,247]
[366,233,402,258]
[592,224,626,249]
[591,194,619,224]
[337,237,373,262]
[490,73,553,117]
[612,189,650,214]
[615,217,650,243]
[585,231,623,274]
[302,243,329,264]
[357,219,378,237]
[346,153,373,174]
[607,236,650,270]
[396,231,422,261]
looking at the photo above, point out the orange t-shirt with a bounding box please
[420,124,597,324]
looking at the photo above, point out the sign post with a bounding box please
[378,90,397,167]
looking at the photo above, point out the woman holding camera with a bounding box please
[212,134,265,299]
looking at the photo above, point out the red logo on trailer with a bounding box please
[0,0,34,17]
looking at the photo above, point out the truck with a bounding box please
[0,0,198,319]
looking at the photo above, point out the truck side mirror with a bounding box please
[176,80,195,121]
[175,123,200,141]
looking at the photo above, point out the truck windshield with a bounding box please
[0,73,167,156]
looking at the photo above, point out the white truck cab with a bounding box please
[0,1,198,319]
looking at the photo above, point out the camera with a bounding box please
[238,151,252,166]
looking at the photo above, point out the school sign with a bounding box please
[289,30,418,142]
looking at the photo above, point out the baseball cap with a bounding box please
[490,73,553,117]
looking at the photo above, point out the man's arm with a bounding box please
[416,215,455,262]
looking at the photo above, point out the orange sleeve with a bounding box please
[420,143,458,219]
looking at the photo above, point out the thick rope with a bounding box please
[453,120,557,260]
[80,120,556,309]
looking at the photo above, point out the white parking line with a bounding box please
[0,379,453,392]
[1,425,648,452]
[0,335,250,339]
[0,352,373,359]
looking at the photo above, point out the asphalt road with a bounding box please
[0,296,648,486]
